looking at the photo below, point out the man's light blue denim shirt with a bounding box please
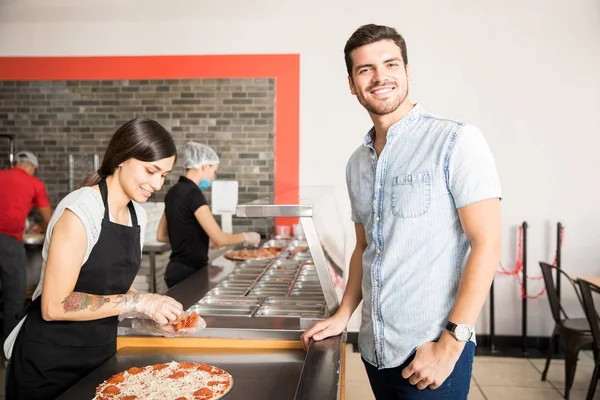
[346,104,502,369]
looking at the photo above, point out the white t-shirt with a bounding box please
[4,186,147,358]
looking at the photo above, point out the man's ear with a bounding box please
[348,76,356,95]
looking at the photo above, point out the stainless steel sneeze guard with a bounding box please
[235,200,340,317]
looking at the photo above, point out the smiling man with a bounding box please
[301,24,502,399]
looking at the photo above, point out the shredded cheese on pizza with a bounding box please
[94,361,232,400]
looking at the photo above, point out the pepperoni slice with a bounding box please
[152,363,169,371]
[168,371,186,379]
[127,367,144,375]
[120,396,137,400]
[175,398,188,400]
[102,385,120,394]
[107,372,125,384]
[193,387,214,397]
[207,381,221,387]
[196,363,212,371]
[179,362,197,369]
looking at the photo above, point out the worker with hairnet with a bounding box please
[157,142,261,288]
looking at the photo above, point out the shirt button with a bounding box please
[378,184,382,190]
[376,249,381,255]
[375,217,380,222]
[371,155,376,160]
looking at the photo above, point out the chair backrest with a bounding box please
[539,261,583,326]
[577,279,600,354]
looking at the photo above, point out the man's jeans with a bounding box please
[362,341,475,400]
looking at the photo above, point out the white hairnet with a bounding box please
[183,142,220,169]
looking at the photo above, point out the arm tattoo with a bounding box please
[62,292,110,313]
[113,290,140,312]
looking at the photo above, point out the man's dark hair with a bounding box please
[344,24,408,77]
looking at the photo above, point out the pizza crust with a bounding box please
[94,361,233,400]
[223,247,282,261]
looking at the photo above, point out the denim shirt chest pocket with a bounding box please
[391,172,432,218]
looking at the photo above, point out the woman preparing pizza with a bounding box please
[3,118,185,400]
[157,142,261,288]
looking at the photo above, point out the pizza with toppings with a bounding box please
[223,247,282,261]
[94,361,233,400]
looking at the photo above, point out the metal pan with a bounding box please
[293,282,322,289]
[270,260,302,268]
[255,308,325,318]
[217,281,252,289]
[208,288,248,296]
[254,282,291,289]
[187,304,257,317]
[259,275,294,281]
[250,289,289,296]
[290,290,324,297]
[265,270,297,277]
[226,273,261,281]
[232,268,265,276]
[296,275,320,282]
[263,297,325,306]
[237,260,272,268]
[292,252,312,261]
[200,296,262,306]
[262,239,289,248]
[258,304,324,312]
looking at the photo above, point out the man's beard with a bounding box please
[358,83,408,116]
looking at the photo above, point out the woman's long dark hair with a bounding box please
[79,118,177,188]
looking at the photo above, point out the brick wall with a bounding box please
[0,79,275,235]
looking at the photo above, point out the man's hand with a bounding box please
[300,312,348,351]
[27,223,43,234]
[401,337,464,390]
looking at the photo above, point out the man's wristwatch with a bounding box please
[445,321,473,342]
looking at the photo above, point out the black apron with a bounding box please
[6,180,141,400]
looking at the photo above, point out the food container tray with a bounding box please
[265,270,297,277]
[292,282,322,290]
[199,296,262,306]
[225,274,261,281]
[263,297,325,306]
[208,288,248,296]
[187,304,257,317]
[249,289,289,296]
[296,275,320,282]
[237,260,272,268]
[254,282,291,289]
[232,268,265,276]
[258,276,294,283]
[217,281,252,289]
[255,307,325,318]
[262,239,289,249]
[270,260,302,268]
[292,252,312,261]
[290,290,324,297]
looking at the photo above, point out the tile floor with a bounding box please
[0,349,598,399]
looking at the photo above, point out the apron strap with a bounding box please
[98,179,139,227]
[15,296,41,320]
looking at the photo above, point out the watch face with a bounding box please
[454,324,471,341]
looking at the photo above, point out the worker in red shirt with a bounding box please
[0,151,52,342]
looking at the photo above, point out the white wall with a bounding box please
[2,0,600,336]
